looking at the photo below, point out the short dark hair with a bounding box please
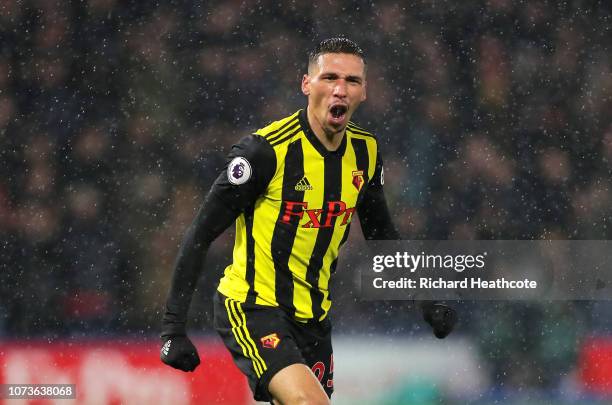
[308,37,366,71]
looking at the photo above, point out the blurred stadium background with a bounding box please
[1,0,611,404]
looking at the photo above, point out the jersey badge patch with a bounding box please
[260,333,281,349]
[227,157,252,185]
[352,170,364,191]
[295,176,313,191]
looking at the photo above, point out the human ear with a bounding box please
[301,74,311,95]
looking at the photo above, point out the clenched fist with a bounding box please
[160,335,201,372]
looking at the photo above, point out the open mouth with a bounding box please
[329,104,348,120]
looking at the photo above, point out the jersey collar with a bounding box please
[298,109,347,158]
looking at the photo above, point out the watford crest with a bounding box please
[352,170,364,191]
[260,333,281,349]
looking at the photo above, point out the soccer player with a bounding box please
[160,37,457,404]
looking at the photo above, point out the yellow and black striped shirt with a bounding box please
[163,109,397,330]
[211,109,394,321]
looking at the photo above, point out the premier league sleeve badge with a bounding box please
[227,156,252,185]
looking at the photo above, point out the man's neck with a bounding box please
[306,107,345,151]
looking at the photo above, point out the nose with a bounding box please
[333,79,347,97]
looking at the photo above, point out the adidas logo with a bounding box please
[295,176,313,191]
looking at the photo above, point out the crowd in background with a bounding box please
[1,0,611,393]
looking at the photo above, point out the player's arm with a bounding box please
[160,134,276,372]
[357,150,398,240]
[357,150,457,339]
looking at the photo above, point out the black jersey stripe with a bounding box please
[352,137,371,183]
[352,138,371,204]
[271,139,304,317]
[260,112,299,138]
[263,117,300,141]
[329,138,371,277]
[348,121,370,132]
[348,129,375,139]
[244,206,257,304]
[269,126,303,147]
[347,126,376,138]
[348,123,374,135]
[329,222,351,276]
[266,119,300,143]
[305,154,342,321]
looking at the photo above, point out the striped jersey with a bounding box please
[213,109,385,321]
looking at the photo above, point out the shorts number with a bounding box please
[311,354,333,388]
[312,361,325,381]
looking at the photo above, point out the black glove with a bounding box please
[160,334,201,372]
[160,304,201,371]
[422,302,457,339]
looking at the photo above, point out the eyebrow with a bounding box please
[320,72,364,82]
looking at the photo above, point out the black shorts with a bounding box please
[213,292,333,402]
